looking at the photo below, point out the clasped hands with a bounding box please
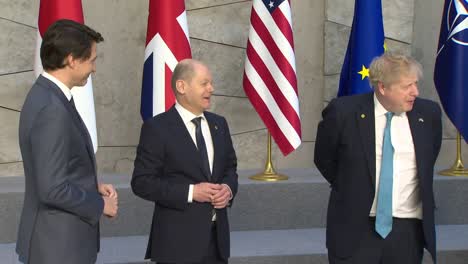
[99,183,118,218]
[193,183,232,209]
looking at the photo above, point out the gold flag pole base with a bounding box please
[439,133,468,176]
[249,132,288,181]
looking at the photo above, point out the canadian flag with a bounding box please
[140,0,192,120]
[35,0,98,152]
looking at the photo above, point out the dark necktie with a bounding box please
[375,112,394,238]
[191,117,211,180]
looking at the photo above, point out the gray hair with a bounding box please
[369,53,423,88]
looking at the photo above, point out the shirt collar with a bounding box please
[373,93,406,118]
[42,71,73,101]
[175,101,206,125]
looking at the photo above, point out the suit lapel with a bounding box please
[167,107,211,181]
[407,101,426,181]
[39,76,96,170]
[357,93,377,188]
[206,113,222,182]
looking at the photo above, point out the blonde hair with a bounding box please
[369,53,422,88]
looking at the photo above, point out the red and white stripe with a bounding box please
[142,0,191,118]
[35,0,98,152]
[243,0,301,156]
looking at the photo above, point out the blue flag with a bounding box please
[338,0,385,96]
[434,0,468,142]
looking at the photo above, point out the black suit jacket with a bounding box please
[131,106,238,263]
[16,75,103,264]
[314,92,442,261]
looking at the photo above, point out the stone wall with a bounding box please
[0,0,323,176]
[1,0,466,177]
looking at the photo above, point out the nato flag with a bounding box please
[338,0,385,96]
[434,0,468,142]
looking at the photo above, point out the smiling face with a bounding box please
[176,62,214,115]
[376,73,419,114]
[71,42,97,87]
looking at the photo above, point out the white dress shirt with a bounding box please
[370,94,422,219]
[42,72,72,101]
[174,102,214,203]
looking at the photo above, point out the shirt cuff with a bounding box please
[222,184,233,200]
[188,184,194,203]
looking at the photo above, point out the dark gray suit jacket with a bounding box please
[16,75,104,264]
[132,106,238,263]
[314,92,442,262]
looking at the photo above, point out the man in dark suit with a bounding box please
[314,53,442,264]
[16,19,118,264]
[132,59,238,264]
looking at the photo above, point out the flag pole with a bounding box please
[249,132,288,181]
[439,132,468,176]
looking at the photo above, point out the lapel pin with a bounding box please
[418,118,424,123]
[214,125,218,130]
[361,114,366,119]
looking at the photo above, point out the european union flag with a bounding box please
[338,0,385,96]
[434,0,468,142]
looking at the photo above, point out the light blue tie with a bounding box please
[376,112,394,239]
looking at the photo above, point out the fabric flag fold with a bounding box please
[243,0,301,156]
[35,0,99,152]
[141,0,192,120]
[337,0,385,96]
[434,0,468,142]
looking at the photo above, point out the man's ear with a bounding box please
[377,81,386,96]
[175,80,185,95]
[64,54,76,69]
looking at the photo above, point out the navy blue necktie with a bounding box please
[191,117,211,180]
[375,112,394,238]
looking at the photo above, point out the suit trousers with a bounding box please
[328,217,424,264]
[157,224,227,264]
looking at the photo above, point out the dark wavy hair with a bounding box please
[40,19,104,71]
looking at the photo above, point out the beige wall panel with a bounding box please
[188,1,251,47]
[187,0,245,10]
[293,0,324,143]
[0,20,35,75]
[82,0,148,147]
[0,71,34,111]
[0,109,21,163]
[210,96,264,135]
[0,162,24,177]
[96,147,136,174]
[326,0,414,43]
[190,38,246,97]
[0,0,38,26]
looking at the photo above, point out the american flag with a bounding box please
[243,0,301,156]
[141,0,191,120]
[35,0,99,152]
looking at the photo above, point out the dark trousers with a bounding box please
[329,217,424,264]
[158,224,227,264]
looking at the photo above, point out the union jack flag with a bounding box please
[141,0,192,120]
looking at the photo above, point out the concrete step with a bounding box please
[1,169,468,243]
[3,225,467,264]
[99,224,468,264]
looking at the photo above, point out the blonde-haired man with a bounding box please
[314,53,441,264]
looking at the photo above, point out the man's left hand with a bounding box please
[98,183,118,199]
[211,184,232,209]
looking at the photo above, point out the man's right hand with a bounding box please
[193,183,222,203]
[103,196,118,217]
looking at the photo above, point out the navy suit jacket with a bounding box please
[131,106,238,263]
[16,75,103,264]
[314,92,442,261]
